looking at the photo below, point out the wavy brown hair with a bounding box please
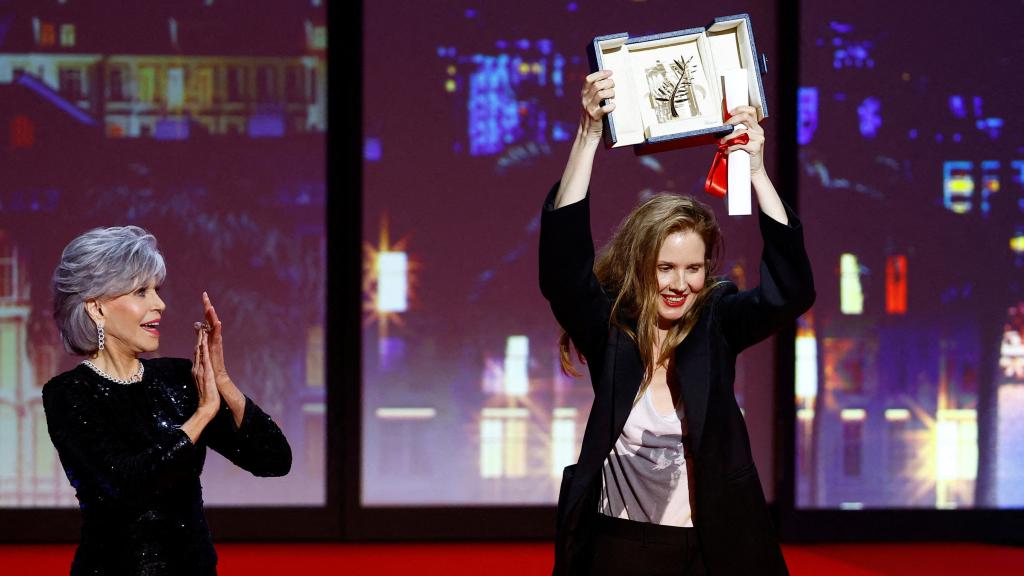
[559,193,725,395]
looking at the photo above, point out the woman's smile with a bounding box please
[140,318,161,337]
[661,292,688,308]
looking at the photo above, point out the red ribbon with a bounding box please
[704,131,749,198]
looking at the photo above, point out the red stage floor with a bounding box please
[2,542,1022,574]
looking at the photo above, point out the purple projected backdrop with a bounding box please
[0,0,327,507]
[362,1,779,505]
[795,2,1024,509]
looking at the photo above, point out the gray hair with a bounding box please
[52,226,167,355]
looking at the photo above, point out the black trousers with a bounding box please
[588,514,707,576]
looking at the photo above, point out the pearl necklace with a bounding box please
[82,359,145,385]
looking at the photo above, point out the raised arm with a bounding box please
[192,293,291,477]
[540,71,618,367]
[554,70,615,209]
[720,105,788,225]
[204,394,292,478]
[715,106,815,350]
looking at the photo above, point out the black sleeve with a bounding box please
[538,181,612,365]
[717,204,816,352]
[43,379,197,505]
[204,393,293,478]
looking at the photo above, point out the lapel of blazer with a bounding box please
[675,315,711,455]
[611,329,644,446]
[608,315,712,455]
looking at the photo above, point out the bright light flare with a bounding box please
[363,213,419,334]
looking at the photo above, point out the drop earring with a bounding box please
[97,323,105,351]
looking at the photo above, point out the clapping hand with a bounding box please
[201,292,231,389]
[192,319,220,415]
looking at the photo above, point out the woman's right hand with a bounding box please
[192,326,221,417]
[579,70,616,145]
[556,71,616,208]
[181,326,222,444]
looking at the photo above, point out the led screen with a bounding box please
[795,2,1024,509]
[0,0,327,507]
[362,0,780,505]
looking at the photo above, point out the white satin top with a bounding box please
[598,385,694,527]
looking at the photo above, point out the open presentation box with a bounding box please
[587,14,768,155]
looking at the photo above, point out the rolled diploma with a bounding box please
[722,69,751,216]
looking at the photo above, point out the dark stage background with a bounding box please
[1,0,1023,546]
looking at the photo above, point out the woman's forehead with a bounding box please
[658,230,706,261]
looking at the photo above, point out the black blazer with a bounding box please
[539,184,815,575]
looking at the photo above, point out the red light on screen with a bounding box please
[886,255,907,315]
[40,23,56,47]
[10,115,35,148]
[106,123,125,138]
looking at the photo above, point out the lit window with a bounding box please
[935,409,977,483]
[60,24,75,47]
[480,408,528,478]
[138,67,156,103]
[0,406,16,476]
[312,26,327,50]
[480,418,503,478]
[0,323,17,392]
[10,115,35,149]
[166,68,184,108]
[504,419,527,477]
[885,255,907,315]
[551,408,577,477]
[306,325,324,387]
[34,406,53,477]
[503,336,529,396]
[839,253,864,315]
[795,315,818,400]
[195,68,214,107]
[40,23,56,47]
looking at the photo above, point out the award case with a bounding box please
[587,14,768,154]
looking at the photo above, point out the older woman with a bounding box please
[43,225,292,575]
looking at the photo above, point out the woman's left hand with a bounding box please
[720,105,766,176]
[200,292,247,428]
[202,292,231,388]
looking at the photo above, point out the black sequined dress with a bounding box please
[42,357,292,575]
